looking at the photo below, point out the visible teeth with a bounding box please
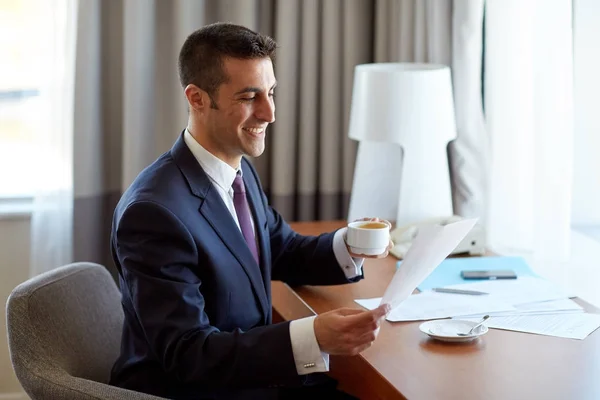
[244,127,264,134]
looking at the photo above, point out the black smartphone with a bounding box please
[461,270,517,280]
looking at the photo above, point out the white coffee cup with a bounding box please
[346,220,390,256]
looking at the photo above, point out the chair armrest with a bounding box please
[23,370,168,400]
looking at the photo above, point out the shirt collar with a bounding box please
[183,128,241,192]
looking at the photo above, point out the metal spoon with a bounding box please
[457,315,490,336]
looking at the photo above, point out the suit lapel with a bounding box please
[171,133,270,320]
[241,160,271,303]
[199,191,270,319]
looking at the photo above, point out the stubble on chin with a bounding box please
[246,139,265,158]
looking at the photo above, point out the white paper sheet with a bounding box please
[386,292,514,322]
[380,218,478,311]
[457,298,584,318]
[356,291,515,322]
[444,276,575,305]
[457,313,600,340]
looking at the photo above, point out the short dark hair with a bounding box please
[178,22,277,106]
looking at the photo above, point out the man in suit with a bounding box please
[110,22,391,400]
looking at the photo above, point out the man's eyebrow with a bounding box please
[233,82,277,96]
[234,87,261,96]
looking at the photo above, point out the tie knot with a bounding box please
[232,173,246,194]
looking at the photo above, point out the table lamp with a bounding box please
[347,63,457,227]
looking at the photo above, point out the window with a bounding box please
[0,0,46,198]
[572,0,600,235]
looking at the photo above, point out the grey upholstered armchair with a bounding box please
[6,262,166,400]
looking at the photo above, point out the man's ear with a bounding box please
[184,84,207,112]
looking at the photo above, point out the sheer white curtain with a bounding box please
[572,0,600,227]
[29,0,78,276]
[485,0,574,273]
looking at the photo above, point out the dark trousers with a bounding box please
[278,375,358,400]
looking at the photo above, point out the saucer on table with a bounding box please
[419,319,489,343]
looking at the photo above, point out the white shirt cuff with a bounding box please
[289,316,329,375]
[333,227,364,279]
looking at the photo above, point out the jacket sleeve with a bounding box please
[114,200,299,388]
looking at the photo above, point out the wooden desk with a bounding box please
[272,220,600,400]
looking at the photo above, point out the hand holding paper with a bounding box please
[380,218,478,311]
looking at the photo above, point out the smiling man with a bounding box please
[109,23,390,400]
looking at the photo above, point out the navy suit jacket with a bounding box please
[109,133,360,399]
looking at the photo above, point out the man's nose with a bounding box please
[255,96,275,123]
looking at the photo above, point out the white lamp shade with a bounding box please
[347,63,458,226]
[348,63,457,146]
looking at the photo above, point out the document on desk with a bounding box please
[356,291,516,321]
[444,276,575,305]
[458,313,600,340]
[457,298,584,318]
[356,295,584,321]
[378,218,478,311]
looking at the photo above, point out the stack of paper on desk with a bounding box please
[458,298,584,318]
[355,273,600,339]
[439,276,576,305]
[455,313,600,340]
[356,276,585,321]
[356,291,515,322]
[355,294,584,322]
[444,278,600,339]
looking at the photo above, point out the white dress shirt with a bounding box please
[183,129,364,375]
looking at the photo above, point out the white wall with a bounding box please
[0,216,30,399]
[572,0,600,225]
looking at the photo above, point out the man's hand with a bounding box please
[313,304,391,355]
[346,217,394,258]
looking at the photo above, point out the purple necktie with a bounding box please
[232,173,259,265]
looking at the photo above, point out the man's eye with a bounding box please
[240,97,256,102]
[269,92,275,98]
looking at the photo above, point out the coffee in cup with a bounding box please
[346,220,390,256]
[357,222,388,229]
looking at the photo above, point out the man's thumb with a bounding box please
[375,303,391,317]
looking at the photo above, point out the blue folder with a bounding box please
[402,256,538,291]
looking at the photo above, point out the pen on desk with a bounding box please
[431,288,489,296]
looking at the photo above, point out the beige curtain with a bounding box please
[266,0,373,220]
[68,0,486,275]
[375,0,452,63]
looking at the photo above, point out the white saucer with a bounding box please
[419,319,489,343]
[348,245,386,256]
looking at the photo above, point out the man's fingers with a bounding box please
[336,305,391,355]
[352,239,394,259]
[379,219,392,228]
[357,327,379,343]
[353,341,374,355]
[369,303,391,318]
[337,307,367,317]
[371,251,389,259]
[344,304,390,328]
